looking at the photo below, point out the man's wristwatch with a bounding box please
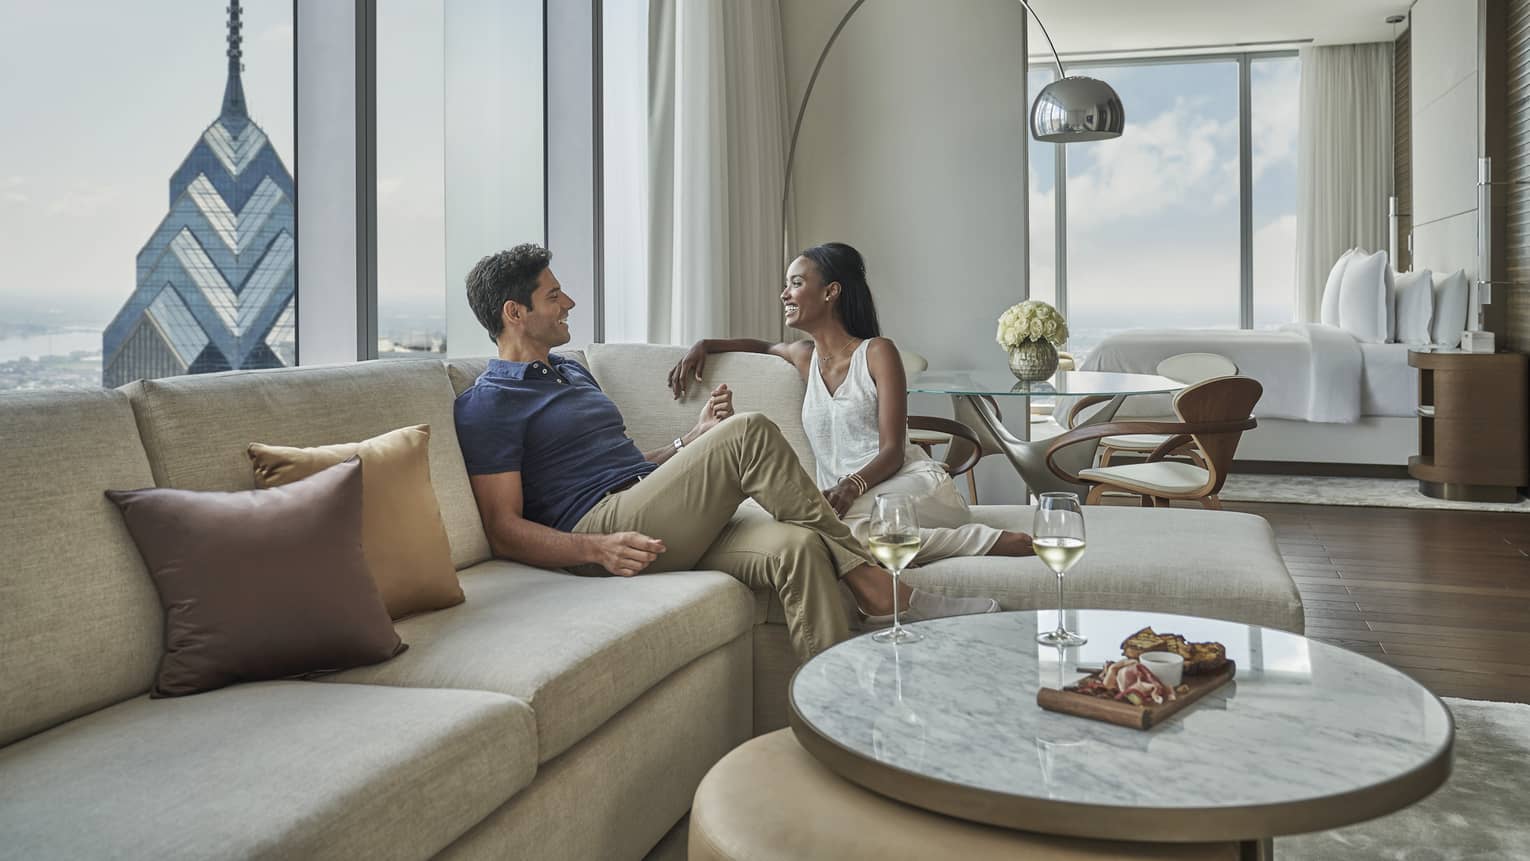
[672,437,685,452]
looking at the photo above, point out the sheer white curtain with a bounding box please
[1295,43,1393,322]
[647,0,790,345]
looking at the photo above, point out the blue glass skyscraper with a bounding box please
[102,2,295,387]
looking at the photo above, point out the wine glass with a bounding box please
[869,493,923,644]
[1033,492,1087,647]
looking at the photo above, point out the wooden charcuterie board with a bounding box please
[1037,661,1236,730]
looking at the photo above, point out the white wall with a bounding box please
[780,0,1032,503]
[1410,0,1480,292]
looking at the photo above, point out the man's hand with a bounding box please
[668,340,709,399]
[823,480,859,518]
[587,531,666,577]
[692,384,734,437]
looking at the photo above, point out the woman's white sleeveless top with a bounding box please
[801,340,928,490]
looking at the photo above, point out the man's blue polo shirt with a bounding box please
[454,354,656,532]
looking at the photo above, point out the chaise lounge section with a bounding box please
[0,343,1300,859]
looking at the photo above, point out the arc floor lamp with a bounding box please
[780,0,1125,258]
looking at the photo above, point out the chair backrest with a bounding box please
[1172,375,1263,495]
[1157,352,1238,384]
[906,415,982,477]
[899,349,929,377]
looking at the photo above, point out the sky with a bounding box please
[0,0,294,329]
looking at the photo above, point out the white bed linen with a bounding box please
[1359,343,1417,417]
[1079,323,1378,423]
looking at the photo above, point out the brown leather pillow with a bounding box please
[248,424,464,619]
[107,457,406,698]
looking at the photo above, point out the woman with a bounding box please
[667,242,1034,567]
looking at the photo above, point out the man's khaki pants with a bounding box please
[573,412,874,661]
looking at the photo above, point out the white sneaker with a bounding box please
[861,590,999,628]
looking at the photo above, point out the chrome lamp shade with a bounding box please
[1030,75,1125,143]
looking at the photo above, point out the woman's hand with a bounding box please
[823,480,860,518]
[668,340,710,399]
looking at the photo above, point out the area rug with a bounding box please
[1277,698,1530,860]
[1218,474,1530,513]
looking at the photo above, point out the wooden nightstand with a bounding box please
[1408,349,1528,502]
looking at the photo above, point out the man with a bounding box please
[454,243,995,662]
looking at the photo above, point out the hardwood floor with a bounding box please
[1222,500,1530,703]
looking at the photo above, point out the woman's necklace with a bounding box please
[820,337,860,363]
[817,337,861,394]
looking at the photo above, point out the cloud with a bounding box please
[3,191,27,204]
[1253,213,1298,322]
[1251,59,1301,182]
[1061,96,1239,232]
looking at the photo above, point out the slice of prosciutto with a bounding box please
[1102,658,1175,705]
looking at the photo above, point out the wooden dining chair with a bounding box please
[1095,352,1238,467]
[1042,376,1262,510]
[907,416,983,498]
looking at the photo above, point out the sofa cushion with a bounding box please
[121,360,492,570]
[0,681,535,860]
[0,389,162,747]
[107,459,406,697]
[900,505,1303,633]
[584,343,817,474]
[322,561,754,762]
[249,424,464,619]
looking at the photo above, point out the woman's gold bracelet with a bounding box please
[846,473,869,496]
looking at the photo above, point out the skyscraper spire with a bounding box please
[221,1,249,127]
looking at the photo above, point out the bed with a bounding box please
[1078,323,1418,466]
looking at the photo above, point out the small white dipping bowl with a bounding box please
[1138,651,1184,687]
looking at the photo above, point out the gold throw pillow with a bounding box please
[248,424,464,619]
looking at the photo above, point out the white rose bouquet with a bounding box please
[996,300,1068,350]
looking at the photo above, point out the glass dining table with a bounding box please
[907,369,1185,501]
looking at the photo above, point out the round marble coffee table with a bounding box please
[789,610,1453,858]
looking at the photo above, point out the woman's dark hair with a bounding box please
[799,242,881,339]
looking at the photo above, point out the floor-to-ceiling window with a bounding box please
[0,0,294,391]
[376,0,447,357]
[376,0,543,359]
[1030,53,1301,359]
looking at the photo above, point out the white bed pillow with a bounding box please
[1431,269,1469,347]
[1320,248,1355,327]
[1338,249,1388,343]
[1392,269,1433,345]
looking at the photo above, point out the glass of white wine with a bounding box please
[1033,491,1087,647]
[869,493,923,644]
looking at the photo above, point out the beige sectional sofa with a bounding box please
[0,342,1301,860]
